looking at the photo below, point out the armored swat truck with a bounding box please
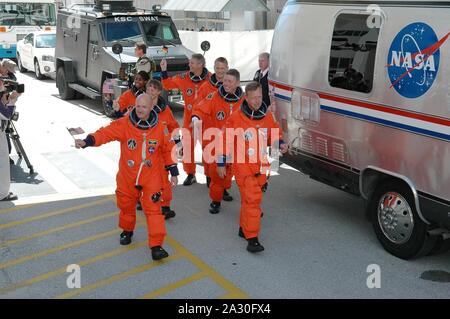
[55,0,193,116]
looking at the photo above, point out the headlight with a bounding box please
[42,55,54,62]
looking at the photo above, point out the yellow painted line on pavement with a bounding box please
[0,227,122,270]
[218,292,248,299]
[139,272,206,299]
[0,204,38,215]
[0,197,114,230]
[55,254,183,299]
[0,240,147,296]
[1,211,118,247]
[165,236,248,299]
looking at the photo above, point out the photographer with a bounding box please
[0,59,18,165]
[0,79,20,201]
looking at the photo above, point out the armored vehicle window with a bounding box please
[328,14,380,94]
[89,25,99,45]
[100,21,144,45]
[141,19,181,45]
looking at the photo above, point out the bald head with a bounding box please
[135,93,152,120]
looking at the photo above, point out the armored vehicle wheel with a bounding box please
[369,180,437,259]
[57,67,76,100]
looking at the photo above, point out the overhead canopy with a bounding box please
[162,0,269,12]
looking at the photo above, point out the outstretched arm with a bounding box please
[75,119,124,149]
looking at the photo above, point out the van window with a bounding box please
[328,14,380,93]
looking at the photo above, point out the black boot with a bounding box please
[183,174,197,186]
[136,201,142,211]
[206,176,211,188]
[162,206,176,220]
[209,201,221,214]
[238,227,245,239]
[247,237,265,253]
[222,189,233,202]
[120,231,133,245]
[151,246,169,261]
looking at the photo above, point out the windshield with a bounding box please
[100,21,145,45]
[36,34,56,48]
[141,19,181,46]
[0,3,56,26]
[99,16,181,47]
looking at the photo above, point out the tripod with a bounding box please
[6,120,34,174]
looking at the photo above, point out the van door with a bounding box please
[86,23,102,90]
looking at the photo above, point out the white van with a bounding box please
[269,0,450,259]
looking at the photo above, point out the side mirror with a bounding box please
[112,42,123,55]
[200,41,210,54]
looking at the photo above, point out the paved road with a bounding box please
[0,72,449,299]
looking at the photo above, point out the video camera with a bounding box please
[0,77,25,94]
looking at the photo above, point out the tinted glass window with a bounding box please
[100,21,144,44]
[141,19,181,45]
[0,3,56,26]
[328,14,380,93]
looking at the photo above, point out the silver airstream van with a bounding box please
[270,0,450,259]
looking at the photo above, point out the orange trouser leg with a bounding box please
[116,172,140,232]
[236,174,265,239]
[116,188,139,232]
[182,127,196,175]
[141,186,166,248]
[161,171,172,207]
[209,165,233,202]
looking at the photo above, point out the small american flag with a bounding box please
[67,127,85,135]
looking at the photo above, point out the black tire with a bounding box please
[101,78,116,118]
[369,179,437,260]
[56,67,76,100]
[16,54,27,73]
[34,59,45,80]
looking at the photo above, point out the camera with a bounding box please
[0,77,25,94]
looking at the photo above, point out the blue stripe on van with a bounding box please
[321,104,450,142]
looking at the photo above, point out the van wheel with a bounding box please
[57,67,76,100]
[369,180,437,260]
[34,59,45,80]
[17,54,26,73]
[101,79,116,118]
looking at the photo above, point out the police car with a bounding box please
[55,0,193,117]
[270,0,450,259]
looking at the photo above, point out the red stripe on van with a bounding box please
[319,93,450,127]
[268,81,293,92]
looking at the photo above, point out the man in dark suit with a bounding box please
[253,52,270,107]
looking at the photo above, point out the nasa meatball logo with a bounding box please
[387,22,449,99]
[127,139,137,150]
[216,111,225,121]
[186,88,193,96]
